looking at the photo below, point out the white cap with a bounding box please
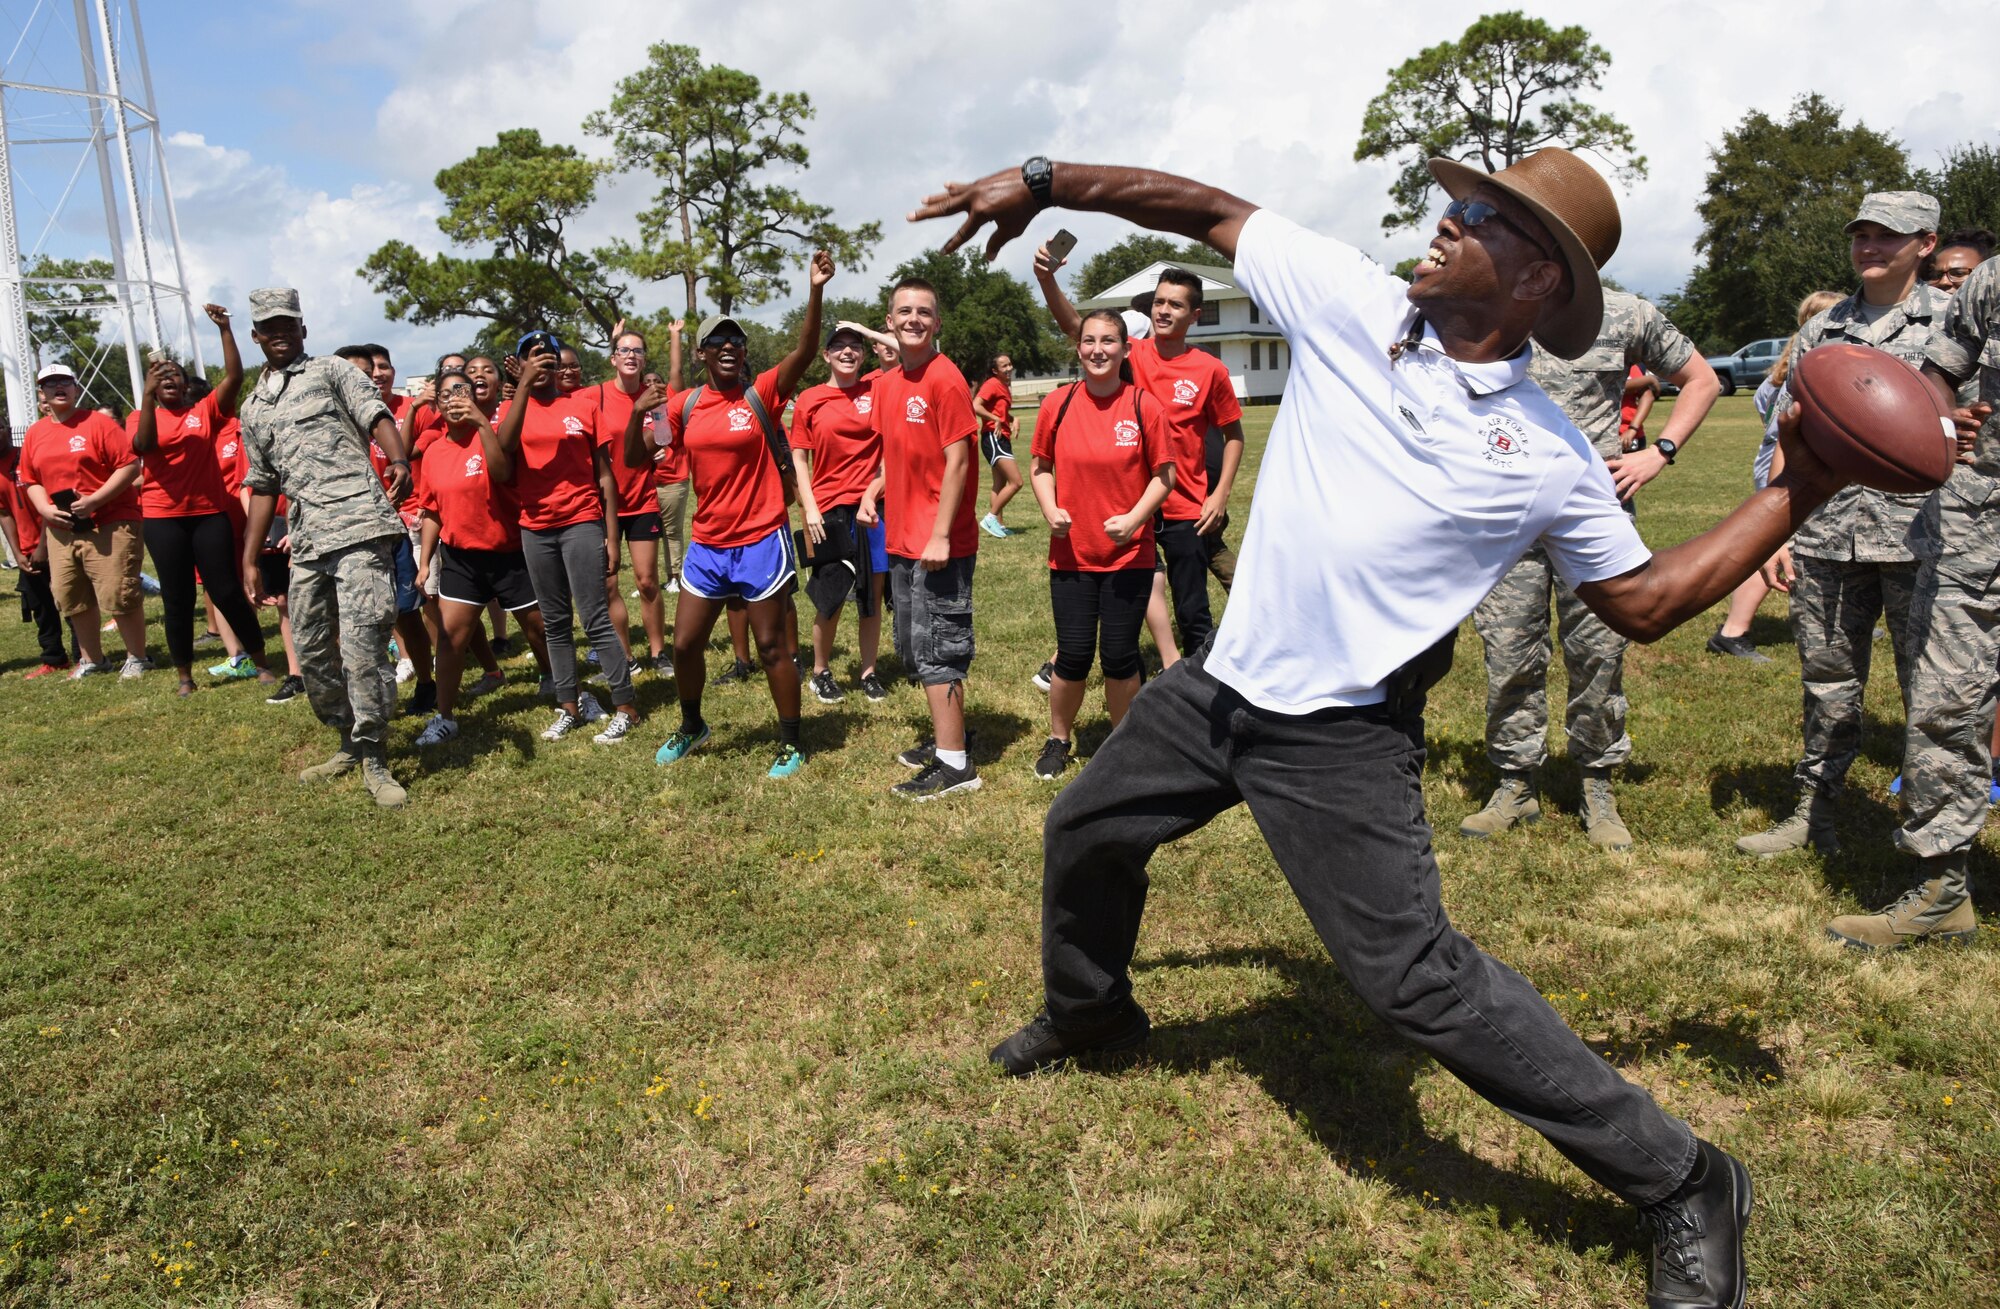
[1121,309,1152,340]
[36,363,76,384]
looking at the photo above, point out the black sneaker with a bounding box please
[893,757,982,800]
[1032,660,1055,693]
[264,674,305,704]
[859,672,887,702]
[408,681,438,715]
[811,669,844,704]
[898,728,977,769]
[989,1002,1151,1076]
[714,657,757,686]
[491,636,515,659]
[649,652,675,677]
[1705,629,1772,665]
[1639,1139,1751,1309]
[1034,736,1073,780]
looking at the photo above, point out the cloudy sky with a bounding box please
[7,0,1997,370]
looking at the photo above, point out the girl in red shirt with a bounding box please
[1027,308,1175,780]
[586,330,671,674]
[412,367,553,746]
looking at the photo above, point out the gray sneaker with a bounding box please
[1458,772,1540,838]
[811,669,844,704]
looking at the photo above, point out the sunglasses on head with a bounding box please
[1444,198,1556,261]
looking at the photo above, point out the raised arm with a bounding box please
[493,354,544,477]
[206,304,244,420]
[130,359,170,455]
[666,320,685,393]
[1031,241,1083,341]
[774,251,835,398]
[913,162,1256,264]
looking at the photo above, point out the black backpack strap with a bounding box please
[1045,382,1081,455]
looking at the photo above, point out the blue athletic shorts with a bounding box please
[681,524,798,603]
[862,515,888,574]
[391,534,421,614]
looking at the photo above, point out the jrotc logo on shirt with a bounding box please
[728,405,754,432]
[183,413,203,431]
[1113,419,1141,447]
[220,441,239,460]
[905,396,929,423]
[1172,378,1200,406]
[464,452,484,478]
[1481,416,1529,465]
[562,416,585,437]
[855,396,873,416]
[67,433,87,453]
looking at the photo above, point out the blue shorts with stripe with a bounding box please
[681,525,798,603]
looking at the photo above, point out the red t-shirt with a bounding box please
[581,380,661,515]
[418,428,523,553]
[976,376,1012,433]
[872,352,979,560]
[1128,337,1241,521]
[216,419,248,500]
[365,395,423,526]
[1031,383,1172,572]
[791,380,881,510]
[668,369,792,549]
[18,409,142,523]
[0,451,38,556]
[509,392,603,532]
[127,394,234,518]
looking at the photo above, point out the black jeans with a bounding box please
[143,514,266,668]
[1040,649,1696,1206]
[1156,518,1214,651]
[17,565,67,666]
[1050,568,1150,681]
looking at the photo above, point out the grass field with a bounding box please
[2,393,1997,1307]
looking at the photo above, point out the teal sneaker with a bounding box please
[768,744,805,778]
[655,723,710,765]
[209,653,258,680]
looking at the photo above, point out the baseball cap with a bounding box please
[1120,309,1153,340]
[825,324,867,350]
[248,287,303,323]
[36,363,77,384]
[696,314,748,345]
[1847,191,1940,236]
[515,329,563,358]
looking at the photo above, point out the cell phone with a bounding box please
[1044,228,1078,267]
[147,349,168,365]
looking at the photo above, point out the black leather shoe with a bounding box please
[1640,1138,1751,1309]
[989,1003,1151,1076]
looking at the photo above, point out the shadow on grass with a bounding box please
[1707,758,1942,904]
[1124,945,1647,1260]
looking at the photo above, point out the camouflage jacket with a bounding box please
[1788,283,1954,562]
[1914,258,2000,572]
[240,355,399,562]
[1527,290,1696,460]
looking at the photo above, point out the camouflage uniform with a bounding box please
[239,312,400,757]
[1893,256,2000,908]
[1779,280,1955,793]
[1472,291,1695,772]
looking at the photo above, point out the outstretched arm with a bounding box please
[1031,241,1083,341]
[206,304,244,421]
[912,162,1256,264]
[774,251,835,397]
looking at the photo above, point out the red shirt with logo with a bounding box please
[0,450,39,556]
[18,409,142,523]
[216,419,248,500]
[419,428,522,553]
[579,380,661,515]
[127,394,235,518]
[791,380,881,510]
[668,368,792,549]
[364,394,424,526]
[1128,337,1241,520]
[509,392,603,532]
[976,376,1012,433]
[1031,382,1172,572]
[872,352,979,560]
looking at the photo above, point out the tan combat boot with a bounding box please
[1580,769,1632,851]
[1826,860,1978,951]
[362,756,408,809]
[1734,788,1838,857]
[299,749,359,783]
[1459,771,1539,838]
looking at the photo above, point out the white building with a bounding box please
[1078,260,1288,405]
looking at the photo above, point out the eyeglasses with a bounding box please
[612,346,646,357]
[826,341,863,354]
[1444,198,1556,261]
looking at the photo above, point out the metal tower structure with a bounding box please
[0,0,200,430]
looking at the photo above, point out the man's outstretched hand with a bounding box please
[910,168,1040,262]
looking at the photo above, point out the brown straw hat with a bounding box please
[1426,148,1621,360]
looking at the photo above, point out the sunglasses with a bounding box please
[1444,199,1556,261]
[702,333,748,350]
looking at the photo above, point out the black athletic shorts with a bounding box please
[618,510,664,542]
[980,429,1015,466]
[436,542,539,611]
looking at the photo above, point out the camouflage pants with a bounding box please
[1896,491,2000,860]
[290,537,399,754]
[1472,546,1631,772]
[1787,554,1918,792]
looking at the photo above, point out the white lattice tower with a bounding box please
[0,0,200,429]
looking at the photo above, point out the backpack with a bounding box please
[678,383,796,505]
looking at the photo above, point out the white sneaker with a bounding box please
[541,709,578,741]
[630,588,641,599]
[119,656,152,680]
[592,709,636,745]
[665,577,680,595]
[415,714,459,747]
[68,660,102,681]
[395,656,416,684]
[577,690,607,724]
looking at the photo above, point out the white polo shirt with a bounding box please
[1205,208,1652,713]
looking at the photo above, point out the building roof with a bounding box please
[1078,260,1246,311]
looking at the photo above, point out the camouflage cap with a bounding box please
[248,287,303,323]
[1846,191,1940,236]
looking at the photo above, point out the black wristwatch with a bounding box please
[1022,156,1054,211]
[1654,437,1678,465]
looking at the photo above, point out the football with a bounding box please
[1790,342,1956,494]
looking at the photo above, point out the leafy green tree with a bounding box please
[877,251,1062,381]
[1355,11,1645,231]
[24,256,134,415]
[358,129,627,353]
[586,43,880,318]
[1914,141,2000,236]
[1662,95,1907,351]
[1070,235,1225,298]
